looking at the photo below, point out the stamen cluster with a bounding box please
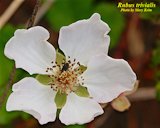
[46,57,84,94]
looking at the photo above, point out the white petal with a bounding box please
[80,54,137,103]
[6,77,57,125]
[4,26,56,75]
[59,93,103,125]
[58,13,110,66]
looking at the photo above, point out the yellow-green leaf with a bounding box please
[55,91,67,109]
[79,65,87,73]
[156,81,160,101]
[74,86,89,97]
[56,50,65,65]
[36,75,52,85]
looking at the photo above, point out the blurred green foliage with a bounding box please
[46,0,93,30]
[152,42,160,101]
[156,82,160,101]
[46,0,125,49]
[152,44,160,67]
[140,7,160,20]
[94,3,125,48]
[0,25,15,87]
[0,24,30,125]
[0,102,29,126]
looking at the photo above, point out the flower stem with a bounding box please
[26,0,41,28]
[0,65,16,108]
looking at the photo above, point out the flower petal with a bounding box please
[6,77,57,125]
[124,80,139,96]
[59,93,103,125]
[58,13,110,66]
[80,54,137,103]
[4,26,56,75]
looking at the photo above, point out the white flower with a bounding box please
[4,13,136,125]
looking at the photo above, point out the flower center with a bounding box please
[46,59,84,94]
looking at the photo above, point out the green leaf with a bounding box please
[155,71,160,81]
[152,44,160,67]
[64,124,86,128]
[0,24,15,86]
[36,75,52,85]
[74,86,89,97]
[94,3,125,49]
[45,0,93,31]
[56,50,65,65]
[140,7,160,20]
[156,81,160,101]
[55,91,67,109]
[79,65,87,73]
